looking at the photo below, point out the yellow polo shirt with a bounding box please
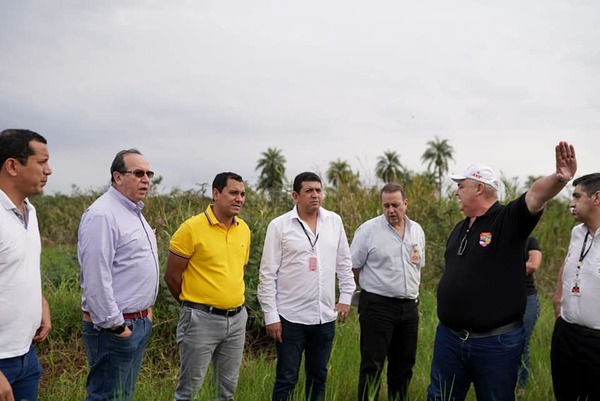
[170,205,250,309]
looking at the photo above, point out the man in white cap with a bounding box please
[427,142,577,401]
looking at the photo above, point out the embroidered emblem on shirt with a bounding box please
[479,232,492,247]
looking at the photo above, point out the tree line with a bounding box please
[255,136,454,200]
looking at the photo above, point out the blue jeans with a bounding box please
[174,306,247,401]
[272,318,335,401]
[518,294,540,388]
[82,316,152,401]
[427,323,524,401]
[0,345,42,401]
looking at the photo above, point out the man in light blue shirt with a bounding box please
[351,183,425,401]
[78,149,159,401]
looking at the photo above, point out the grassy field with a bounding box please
[37,285,558,401]
[31,178,571,400]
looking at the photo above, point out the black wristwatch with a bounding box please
[111,324,126,334]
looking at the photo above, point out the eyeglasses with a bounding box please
[121,170,155,179]
[457,231,469,256]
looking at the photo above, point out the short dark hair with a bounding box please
[213,172,243,193]
[573,173,600,197]
[0,129,47,167]
[381,183,406,200]
[293,172,322,193]
[110,149,142,183]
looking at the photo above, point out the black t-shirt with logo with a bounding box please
[437,193,542,332]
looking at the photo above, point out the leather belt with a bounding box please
[449,321,522,341]
[82,309,148,322]
[182,301,244,317]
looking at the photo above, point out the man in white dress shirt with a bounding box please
[551,172,600,401]
[258,171,356,401]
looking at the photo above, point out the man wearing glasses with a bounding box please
[78,149,159,401]
[427,142,577,401]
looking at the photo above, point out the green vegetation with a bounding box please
[33,172,574,400]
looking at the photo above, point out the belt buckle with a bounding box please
[458,329,469,341]
[225,307,237,317]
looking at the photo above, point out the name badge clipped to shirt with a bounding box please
[570,280,581,297]
[308,256,318,272]
[410,244,421,264]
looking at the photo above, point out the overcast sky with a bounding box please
[1,1,598,196]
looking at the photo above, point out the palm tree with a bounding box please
[327,159,358,189]
[421,136,454,198]
[375,150,404,183]
[255,147,286,200]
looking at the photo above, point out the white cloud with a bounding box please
[1,0,598,194]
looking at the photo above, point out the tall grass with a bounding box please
[32,177,573,400]
[37,287,558,400]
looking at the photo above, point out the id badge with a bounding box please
[410,244,421,264]
[308,256,318,272]
[570,280,581,297]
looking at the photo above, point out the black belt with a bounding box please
[563,318,600,338]
[182,301,244,317]
[362,289,418,303]
[449,321,522,341]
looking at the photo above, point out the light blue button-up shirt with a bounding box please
[78,186,159,328]
[351,214,425,299]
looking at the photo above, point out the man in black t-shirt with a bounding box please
[517,237,542,396]
[426,142,577,401]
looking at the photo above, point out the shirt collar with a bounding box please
[384,214,412,230]
[463,200,502,226]
[108,186,144,212]
[289,205,327,222]
[579,223,600,237]
[0,188,31,226]
[0,188,15,211]
[204,204,239,226]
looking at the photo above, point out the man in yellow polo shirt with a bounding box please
[164,172,251,401]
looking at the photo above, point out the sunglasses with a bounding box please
[121,170,155,179]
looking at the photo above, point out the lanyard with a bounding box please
[578,232,594,268]
[297,220,319,253]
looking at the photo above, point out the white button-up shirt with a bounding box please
[561,224,600,329]
[258,206,355,326]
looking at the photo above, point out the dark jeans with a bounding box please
[517,293,540,388]
[272,317,335,401]
[82,316,152,401]
[551,317,600,401]
[427,323,524,401]
[0,345,42,401]
[358,290,419,401]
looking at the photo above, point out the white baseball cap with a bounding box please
[449,163,499,191]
